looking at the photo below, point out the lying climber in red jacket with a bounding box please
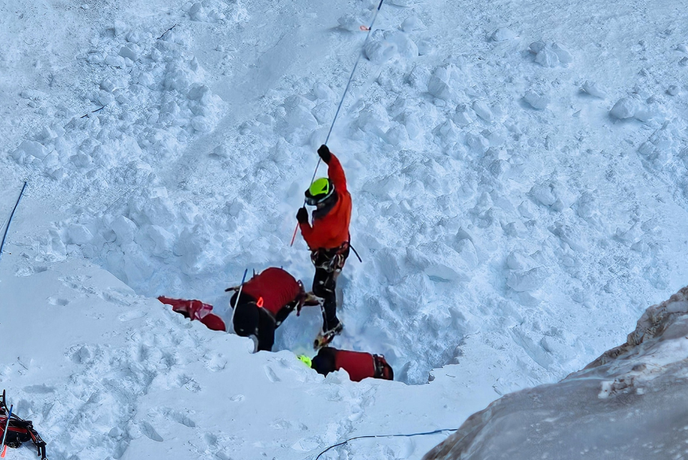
[310,347,394,382]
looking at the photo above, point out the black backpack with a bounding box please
[0,390,47,459]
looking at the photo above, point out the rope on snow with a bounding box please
[312,427,457,459]
[0,181,28,262]
[290,0,386,246]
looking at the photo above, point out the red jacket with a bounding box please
[241,267,301,316]
[299,153,352,250]
[334,350,376,382]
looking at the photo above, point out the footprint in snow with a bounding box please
[264,365,281,383]
[162,408,196,428]
[47,297,69,306]
[139,421,163,442]
[15,265,48,277]
[118,310,146,321]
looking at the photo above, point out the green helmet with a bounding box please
[305,178,335,206]
[297,355,312,367]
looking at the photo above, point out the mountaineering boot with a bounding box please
[313,321,343,350]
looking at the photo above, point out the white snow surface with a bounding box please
[422,286,688,460]
[1,0,688,458]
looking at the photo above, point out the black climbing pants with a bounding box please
[311,245,350,332]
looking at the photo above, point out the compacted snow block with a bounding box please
[422,286,688,460]
[529,40,572,67]
[609,97,637,119]
[523,90,549,110]
[490,27,517,42]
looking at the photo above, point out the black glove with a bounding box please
[296,207,309,224]
[317,144,331,163]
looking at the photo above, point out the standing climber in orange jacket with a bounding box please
[296,144,352,348]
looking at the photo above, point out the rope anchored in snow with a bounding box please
[290,0,386,246]
[311,427,457,459]
[0,181,28,262]
[324,0,385,147]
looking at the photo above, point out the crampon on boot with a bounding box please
[313,322,343,350]
[0,390,47,460]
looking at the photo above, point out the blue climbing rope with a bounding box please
[0,181,28,262]
[313,427,457,459]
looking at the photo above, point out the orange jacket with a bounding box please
[299,153,352,250]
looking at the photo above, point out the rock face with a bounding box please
[423,286,688,460]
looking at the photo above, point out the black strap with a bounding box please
[349,243,362,263]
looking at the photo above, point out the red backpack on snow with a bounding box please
[0,390,47,460]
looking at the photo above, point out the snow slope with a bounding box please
[0,254,481,460]
[422,285,688,460]
[1,0,688,458]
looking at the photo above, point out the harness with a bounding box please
[372,354,391,379]
[0,390,47,460]
[311,240,360,272]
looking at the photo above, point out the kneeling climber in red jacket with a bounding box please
[226,267,319,351]
[160,267,318,352]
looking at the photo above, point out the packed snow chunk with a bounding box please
[312,82,335,101]
[507,267,548,292]
[472,100,493,122]
[104,54,126,68]
[534,47,559,67]
[523,90,550,110]
[637,122,680,166]
[119,46,138,62]
[464,132,489,154]
[490,27,517,42]
[187,83,212,104]
[401,16,425,32]
[434,120,458,145]
[425,263,461,282]
[666,85,680,96]
[11,140,49,162]
[581,80,607,99]
[385,124,409,145]
[428,66,457,100]
[530,183,557,207]
[67,224,94,245]
[453,104,474,126]
[364,30,397,64]
[402,112,422,139]
[337,14,365,32]
[506,251,535,271]
[282,96,318,131]
[135,225,175,258]
[632,106,657,123]
[188,2,223,22]
[110,216,138,244]
[191,116,211,132]
[455,239,479,269]
[550,222,588,252]
[529,40,546,54]
[551,43,573,64]
[416,37,437,56]
[529,41,572,67]
[609,97,637,119]
[385,31,418,59]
